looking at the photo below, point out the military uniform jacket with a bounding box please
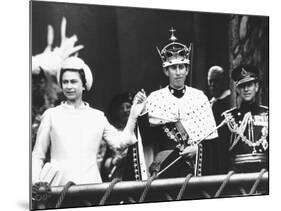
[223,102,268,168]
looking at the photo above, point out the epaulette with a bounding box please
[260,105,269,109]
[258,105,269,115]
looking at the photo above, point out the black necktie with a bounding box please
[168,86,186,98]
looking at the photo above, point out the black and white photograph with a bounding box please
[4,0,281,211]
[29,0,270,210]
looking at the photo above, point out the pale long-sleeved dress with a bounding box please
[32,102,136,185]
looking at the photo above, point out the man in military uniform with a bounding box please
[223,64,268,173]
[138,28,218,178]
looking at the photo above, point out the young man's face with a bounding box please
[237,81,259,102]
[164,63,189,89]
[61,71,84,103]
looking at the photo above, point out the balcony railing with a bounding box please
[32,169,268,210]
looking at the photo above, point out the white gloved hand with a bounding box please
[130,89,147,120]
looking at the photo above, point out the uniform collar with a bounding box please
[239,101,259,113]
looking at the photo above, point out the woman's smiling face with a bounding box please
[61,71,84,103]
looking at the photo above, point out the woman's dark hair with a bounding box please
[106,92,135,124]
[59,68,87,89]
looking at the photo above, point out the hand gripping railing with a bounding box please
[32,169,268,209]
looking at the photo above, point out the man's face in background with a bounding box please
[208,68,226,98]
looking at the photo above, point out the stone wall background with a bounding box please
[228,15,269,107]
